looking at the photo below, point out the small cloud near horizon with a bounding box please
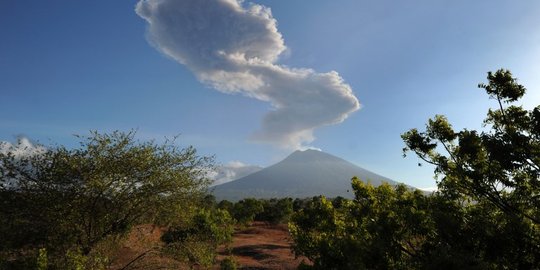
[209,161,263,186]
[419,186,438,192]
[136,0,360,150]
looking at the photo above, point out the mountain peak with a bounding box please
[290,149,320,155]
[213,149,401,201]
[284,149,343,163]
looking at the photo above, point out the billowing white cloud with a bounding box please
[136,0,360,149]
[209,161,262,186]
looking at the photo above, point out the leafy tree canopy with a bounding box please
[291,69,540,269]
[232,198,264,225]
[0,131,213,267]
[402,69,540,225]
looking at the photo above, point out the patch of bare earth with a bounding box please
[108,224,183,269]
[217,222,309,270]
[109,222,308,269]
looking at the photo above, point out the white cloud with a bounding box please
[136,0,360,149]
[209,161,262,186]
[298,146,322,151]
[419,186,438,192]
[0,137,46,189]
[0,137,46,158]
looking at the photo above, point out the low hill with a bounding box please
[212,149,401,201]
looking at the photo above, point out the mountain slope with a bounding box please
[212,149,400,201]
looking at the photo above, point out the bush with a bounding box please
[162,208,234,267]
[256,198,293,224]
[232,198,263,225]
[220,256,238,270]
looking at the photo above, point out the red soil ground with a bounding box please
[217,222,309,269]
[110,222,308,269]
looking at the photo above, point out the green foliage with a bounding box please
[290,180,431,270]
[219,256,238,270]
[232,198,264,225]
[293,198,310,212]
[256,198,293,224]
[64,248,87,270]
[291,70,540,269]
[36,248,47,270]
[291,179,540,269]
[162,208,234,267]
[330,196,347,209]
[192,208,234,246]
[0,131,213,268]
[218,197,293,225]
[400,69,540,267]
[201,194,217,209]
[402,69,540,225]
[217,199,234,213]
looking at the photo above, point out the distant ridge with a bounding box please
[212,149,402,201]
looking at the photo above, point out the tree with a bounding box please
[256,198,293,224]
[290,70,540,269]
[402,69,540,225]
[290,180,432,270]
[291,181,540,269]
[232,198,264,225]
[400,69,540,267]
[0,131,213,267]
[217,199,234,213]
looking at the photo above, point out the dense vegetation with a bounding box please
[290,69,540,269]
[0,129,293,269]
[216,197,294,225]
[0,131,232,269]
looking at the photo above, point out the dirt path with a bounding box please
[217,222,308,270]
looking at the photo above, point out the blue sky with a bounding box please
[1,0,540,189]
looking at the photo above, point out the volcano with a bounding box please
[212,149,402,201]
